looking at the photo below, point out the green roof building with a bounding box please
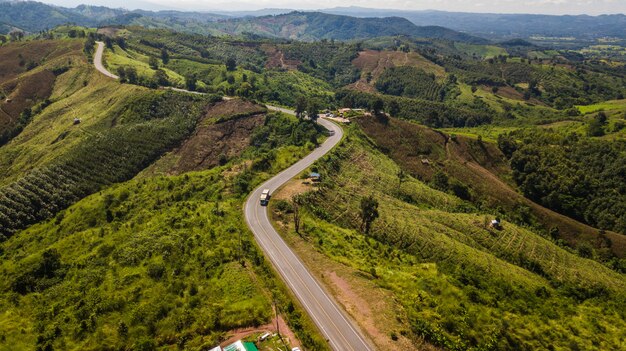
[223,340,259,351]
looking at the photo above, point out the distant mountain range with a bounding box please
[1,1,625,41]
[203,12,487,43]
[0,1,485,43]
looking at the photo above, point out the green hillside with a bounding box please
[270,122,626,350]
[205,12,486,43]
[0,92,329,350]
[1,22,625,351]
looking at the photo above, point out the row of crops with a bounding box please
[0,92,215,237]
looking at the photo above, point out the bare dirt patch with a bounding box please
[170,101,266,173]
[204,99,266,121]
[219,315,301,350]
[1,70,55,121]
[273,178,316,201]
[482,85,546,105]
[352,50,446,82]
[96,27,122,37]
[261,44,301,70]
[0,40,81,82]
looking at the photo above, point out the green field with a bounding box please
[576,99,626,114]
[454,43,508,58]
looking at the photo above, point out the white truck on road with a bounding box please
[260,189,271,206]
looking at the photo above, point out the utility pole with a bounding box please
[274,298,280,337]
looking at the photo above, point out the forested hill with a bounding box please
[0,2,486,44]
[206,12,488,43]
[0,1,226,34]
[323,7,626,40]
[0,1,94,32]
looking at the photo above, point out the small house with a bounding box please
[421,159,431,165]
[73,118,81,125]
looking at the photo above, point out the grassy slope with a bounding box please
[0,39,85,136]
[358,115,626,257]
[271,123,626,350]
[576,99,626,114]
[104,44,185,85]
[0,64,145,185]
[0,104,329,351]
[454,43,508,59]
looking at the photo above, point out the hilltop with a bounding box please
[0,2,485,44]
[204,12,487,43]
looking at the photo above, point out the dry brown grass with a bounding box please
[169,100,266,174]
[352,50,446,81]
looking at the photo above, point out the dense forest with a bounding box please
[501,129,626,234]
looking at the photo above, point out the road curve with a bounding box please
[245,118,374,351]
[94,42,119,79]
[93,44,373,350]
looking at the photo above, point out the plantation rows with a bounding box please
[0,93,209,237]
[295,133,626,351]
[312,132,621,296]
[130,28,268,72]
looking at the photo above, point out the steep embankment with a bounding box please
[0,39,85,143]
[142,99,268,176]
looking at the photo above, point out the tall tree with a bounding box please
[295,96,307,119]
[307,99,322,121]
[226,57,237,71]
[149,56,159,70]
[160,48,170,65]
[185,73,197,91]
[360,195,379,234]
[370,97,384,115]
[397,169,407,193]
[292,195,303,234]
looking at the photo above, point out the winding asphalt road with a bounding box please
[93,43,374,350]
[244,119,374,351]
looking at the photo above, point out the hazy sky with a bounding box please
[43,0,626,15]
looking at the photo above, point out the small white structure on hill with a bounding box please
[490,219,502,230]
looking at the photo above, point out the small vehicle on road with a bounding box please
[260,189,271,206]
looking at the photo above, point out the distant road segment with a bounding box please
[94,42,119,79]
